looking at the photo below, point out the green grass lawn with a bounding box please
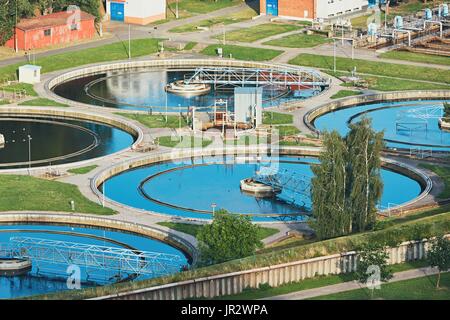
[156,135,212,148]
[224,135,267,146]
[117,113,188,128]
[212,260,430,300]
[263,112,293,125]
[0,175,114,214]
[289,54,450,85]
[380,50,450,66]
[263,33,331,48]
[328,71,450,91]
[160,0,242,24]
[67,165,98,175]
[419,164,450,199]
[220,23,301,43]
[170,7,257,33]
[18,98,68,107]
[330,90,363,99]
[157,221,279,240]
[0,83,37,96]
[184,42,198,50]
[0,99,9,105]
[171,0,241,15]
[275,125,300,137]
[314,271,450,300]
[201,44,283,61]
[0,38,163,81]
[279,140,317,147]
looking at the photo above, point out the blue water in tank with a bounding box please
[442,4,449,17]
[425,8,433,20]
[394,16,403,29]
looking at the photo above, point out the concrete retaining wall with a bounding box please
[92,234,448,300]
[304,90,450,134]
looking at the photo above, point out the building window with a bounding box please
[44,29,51,36]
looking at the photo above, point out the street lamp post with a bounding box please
[333,39,337,73]
[178,104,182,142]
[15,0,18,53]
[27,135,32,174]
[211,203,217,215]
[128,24,131,59]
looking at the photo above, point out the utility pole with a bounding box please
[333,39,337,73]
[223,24,226,45]
[128,24,131,59]
[27,135,32,174]
[15,0,18,53]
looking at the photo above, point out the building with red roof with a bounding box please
[5,9,96,51]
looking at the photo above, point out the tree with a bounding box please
[197,209,263,265]
[0,0,101,46]
[311,118,384,239]
[356,242,393,299]
[346,117,384,232]
[311,131,351,239]
[427,235,450,288]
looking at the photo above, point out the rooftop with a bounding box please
[16,10,95,31]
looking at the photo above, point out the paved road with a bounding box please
[262,267,446,300]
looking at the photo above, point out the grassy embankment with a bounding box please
[0,38,164,96]
[0,175,114,215]
[217,23,300,43]
[289,54,450,91]
[201,44,283,61]
[157,222,279,241]
[169,7,257,33]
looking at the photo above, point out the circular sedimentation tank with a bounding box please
[50,60,327,111]
[99,155,424,222]
[312,100,450,152]
[0,223,190,299]
[0,116,136,169]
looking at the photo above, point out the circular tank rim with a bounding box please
[90,146,432,224]
[303,91,450,152]
[0,107,144,173]
[44,58,330,112]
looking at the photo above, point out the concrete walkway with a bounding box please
[262,267,445,300]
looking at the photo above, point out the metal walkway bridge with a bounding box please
[0,237,183,278]
[253,167,312,207]
[182,66,329,88]
[396,105,444,133]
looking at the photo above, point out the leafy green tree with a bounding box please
[427,235,450,288]
[311,130,351,239]
[0,0,35,46]
[356,242,393,299]
[346,117,384,232]
[0,0,101,45]
[197,209,263,265]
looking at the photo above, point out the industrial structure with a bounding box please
[106,0,166,25]
[5,9,95,51]
[0,237,183,282]
[260,0,369,20]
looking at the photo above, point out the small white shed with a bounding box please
[18,65,42,84]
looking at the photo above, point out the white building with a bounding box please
[18,65,41,84]
[106,0,166,25]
